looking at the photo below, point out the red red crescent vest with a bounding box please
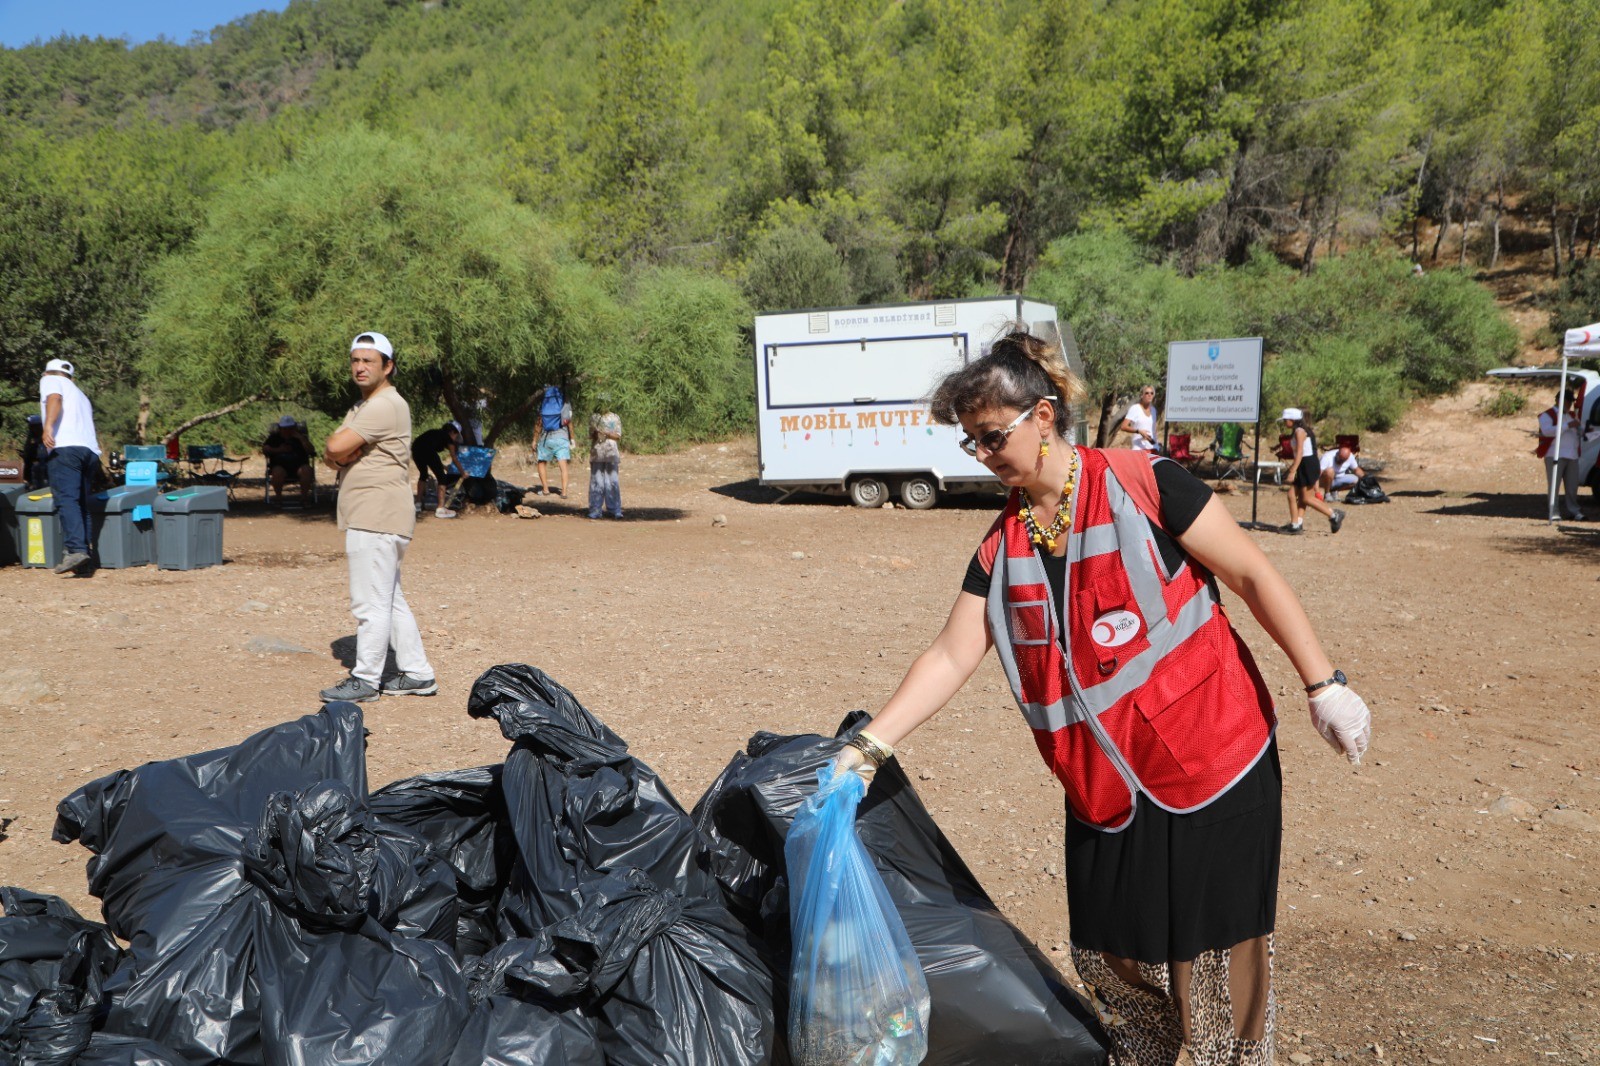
[979,447,1275,831]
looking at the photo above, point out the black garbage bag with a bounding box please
[690,714,1111,1066]
[51,704,470,1065]
[1340,473,1388,505]
[449,991,605,1066]
[467,664,779,1066]
[370,765,516,959]
[0,887,185,1066]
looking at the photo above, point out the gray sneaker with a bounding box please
[1329,508,1346,534]
[382,673,438,697]
[52,551,91,575]
[319,675,380,703]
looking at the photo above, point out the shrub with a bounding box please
[1478,387,1527,418]
[1546,258,1600,343]
[602,267,752,452]
[1263,335,1409,434]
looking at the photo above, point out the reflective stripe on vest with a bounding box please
[984,448,1275,830]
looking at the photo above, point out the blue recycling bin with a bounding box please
[154,485,229,570]
[91,485,160,568]
[14,489,64,569]
[0,483,29,566]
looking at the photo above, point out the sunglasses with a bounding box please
[959,397,1056,457]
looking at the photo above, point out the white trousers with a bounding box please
[346,529,433,685]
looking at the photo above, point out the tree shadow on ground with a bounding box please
[1495,528,1600,560]
[1388,489,1591,522]
[710,478,1004,511]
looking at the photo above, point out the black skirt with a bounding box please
[1293,456,1319,489]
[1063,741,1282,964]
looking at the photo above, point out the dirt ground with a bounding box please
[1,385,1597,1064]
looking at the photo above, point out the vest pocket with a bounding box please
[1008,599,1052,646]
[1133,658,1223,778]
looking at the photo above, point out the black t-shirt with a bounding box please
[264,430,310,468]
[961,458,1213,599]
[412,427,456,457]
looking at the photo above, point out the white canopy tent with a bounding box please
[1549,322,1600,523]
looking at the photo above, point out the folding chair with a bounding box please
[1166,433,1198,469]
[1212,423,1249,480]
[186,444,246,499]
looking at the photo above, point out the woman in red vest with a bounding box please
[834,328,1371,1066]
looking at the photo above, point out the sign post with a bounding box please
[1164,337,1269,529]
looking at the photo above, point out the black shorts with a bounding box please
[267,456,309,474]
[412,448,448,482]
[1294,456,1319,489]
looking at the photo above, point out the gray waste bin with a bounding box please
[154,486,229,570]
[0,483,29,566]
[92,485,161,568]
[14,488,64,569]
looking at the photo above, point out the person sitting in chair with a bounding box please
[1317,443,1365,499]
[264,415,315,508]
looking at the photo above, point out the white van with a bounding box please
[1486,365,1600,492]
[753,297,1085,508]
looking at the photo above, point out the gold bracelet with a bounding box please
[850,729,895,766]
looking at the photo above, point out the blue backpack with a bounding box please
[540,387,566,432]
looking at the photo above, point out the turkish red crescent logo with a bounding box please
[1091,609,1141,648]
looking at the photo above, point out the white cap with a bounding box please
[278,415,298,428]
[44,358,74,377]
[1281,407,1303,421]
[350,331,394,360]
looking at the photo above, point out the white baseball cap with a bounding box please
[1281,407,1303,421]
[44,358,75,376]
[350,331,394,360]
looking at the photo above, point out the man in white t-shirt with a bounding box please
[1317,443,1365,496]
[38,358,102,575]
[1120,385,1159,452]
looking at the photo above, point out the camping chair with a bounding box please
[1166,433,1196,466]
[185,444,246,499]
[1212,423,1249,481]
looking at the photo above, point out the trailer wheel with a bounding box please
[848,477,889,508]
[899,476,938,510]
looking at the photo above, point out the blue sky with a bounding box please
[0,1,292,48]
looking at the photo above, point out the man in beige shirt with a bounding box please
[319,331,438,703]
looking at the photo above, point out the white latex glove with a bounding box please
[828,744,876,783]
[1308,684,1372,765]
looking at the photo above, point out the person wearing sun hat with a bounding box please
[1280,407,1343,535]
[38,358,102,575]
[319,331,438,704]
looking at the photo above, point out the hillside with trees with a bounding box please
[3,0,1595,449]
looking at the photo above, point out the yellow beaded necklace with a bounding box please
[1019,447,1079,553]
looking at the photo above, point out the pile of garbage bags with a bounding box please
[1,665,1107,1065]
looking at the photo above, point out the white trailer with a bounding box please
[753,296,1084,508]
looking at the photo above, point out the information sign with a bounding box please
[1164,337,1263,422]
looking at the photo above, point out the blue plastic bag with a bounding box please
[786,767,930,1066]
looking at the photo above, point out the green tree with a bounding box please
[141,127,603,442]
[581,0,700,264]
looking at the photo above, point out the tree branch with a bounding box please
[162,391,272,442]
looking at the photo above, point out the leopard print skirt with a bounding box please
[1072,935,1274,1066]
